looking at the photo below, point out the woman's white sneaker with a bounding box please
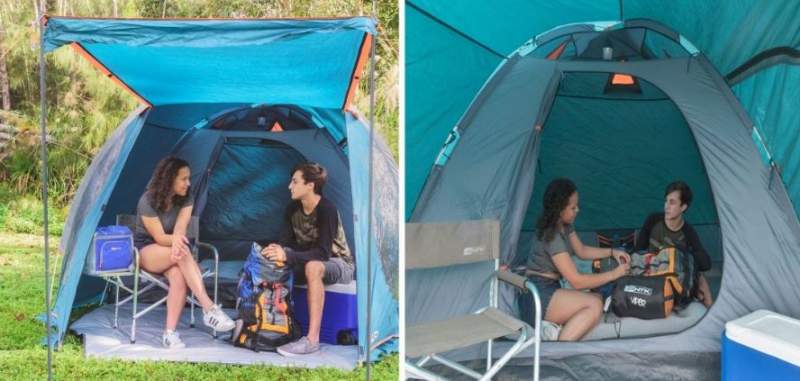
[162,329,186,349]
[203,304,235,332]
[540,320,562,341]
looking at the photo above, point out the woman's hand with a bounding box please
[612,258,630,279]
[171,235,190,263]
[611,249,631,266]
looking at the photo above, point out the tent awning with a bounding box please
[43,16,375,109]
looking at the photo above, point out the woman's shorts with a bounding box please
[518,275,561,327]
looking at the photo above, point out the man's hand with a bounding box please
[263,244,287,263]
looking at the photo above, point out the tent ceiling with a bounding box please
[406,0,800,219]
[43,17,375,108]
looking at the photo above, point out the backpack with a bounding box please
[610,275,677,319]
[594,247,696,319]
[232,242,301,351]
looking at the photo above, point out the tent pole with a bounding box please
[37,1,53,380]
[366,0,377,379]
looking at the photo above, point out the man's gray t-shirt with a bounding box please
[134,192,194,247]
[527,224,576,275]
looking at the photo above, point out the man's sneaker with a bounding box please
[162,329,186,349]
[540,320,562,341]
[203,304,235,332]
[277,336,320,357]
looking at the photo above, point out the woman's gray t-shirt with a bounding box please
[134,192,194,246]
[527,224,576,275]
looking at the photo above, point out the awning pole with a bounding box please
[365,0,377,379]
[36,1,54,380]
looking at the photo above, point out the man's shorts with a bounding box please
[293,257,355,285]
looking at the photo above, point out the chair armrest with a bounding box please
[133,247,140,272]
[496,270,529,291]
[195,241,219,262]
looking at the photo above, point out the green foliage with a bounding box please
[0,234,398,379]
[0,0,398,207]
[0,184,66,235]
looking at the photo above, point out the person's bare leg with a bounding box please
[163,266,187,331]
[139,245,189,331]
[139,244,178,274]
[304,261,326,344]
[544,290,603,341]
[174,252,214,310]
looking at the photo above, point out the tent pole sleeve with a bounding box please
[37,2,53,380]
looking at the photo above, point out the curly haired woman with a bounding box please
[521,178,631,341]
[134,156,234,348]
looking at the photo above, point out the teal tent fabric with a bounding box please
[407,20,800,381]
[45,17,397,361]
[52,105,398,361]
[346,113,399,359]
[405,5,501,216]
[523,74,717,232]
[732,64,800,217]
[43,17,375,108]
[406,0,800,220]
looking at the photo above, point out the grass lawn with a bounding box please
[0,233,398,380]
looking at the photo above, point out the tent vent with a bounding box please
[605,73,641,94]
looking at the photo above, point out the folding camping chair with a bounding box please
[405,220,543,381]
[92,214,220,343]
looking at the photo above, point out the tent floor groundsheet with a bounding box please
[70,304,358,370]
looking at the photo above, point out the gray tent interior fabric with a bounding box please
[407,20,800,379]
[71,304,357,369]
[430,352,721,380]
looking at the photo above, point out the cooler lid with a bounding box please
[725,309,800,367]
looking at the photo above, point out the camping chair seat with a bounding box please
[407,307,525,359]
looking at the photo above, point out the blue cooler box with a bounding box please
[293,281,357,345]
[86,225,134,275]
[722,310,800,381]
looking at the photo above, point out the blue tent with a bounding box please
[41,16,397,362]
[407,0,800,220]
[405,2,800,379]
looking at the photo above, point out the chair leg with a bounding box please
[190,291,196,328]
[486,338,493,371]
[213,261,219,339]
[132,265,139,344]
[114,278,120,329]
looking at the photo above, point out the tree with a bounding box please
[0,21,10,111]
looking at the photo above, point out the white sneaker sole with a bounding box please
[277,347,320,357]
[205,322,235,332]
[204,317,236,332]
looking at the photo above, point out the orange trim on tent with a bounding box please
[611,73,636,85]
[70,43,152,107]
[546,41,567,60]
[344,32,372,111]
